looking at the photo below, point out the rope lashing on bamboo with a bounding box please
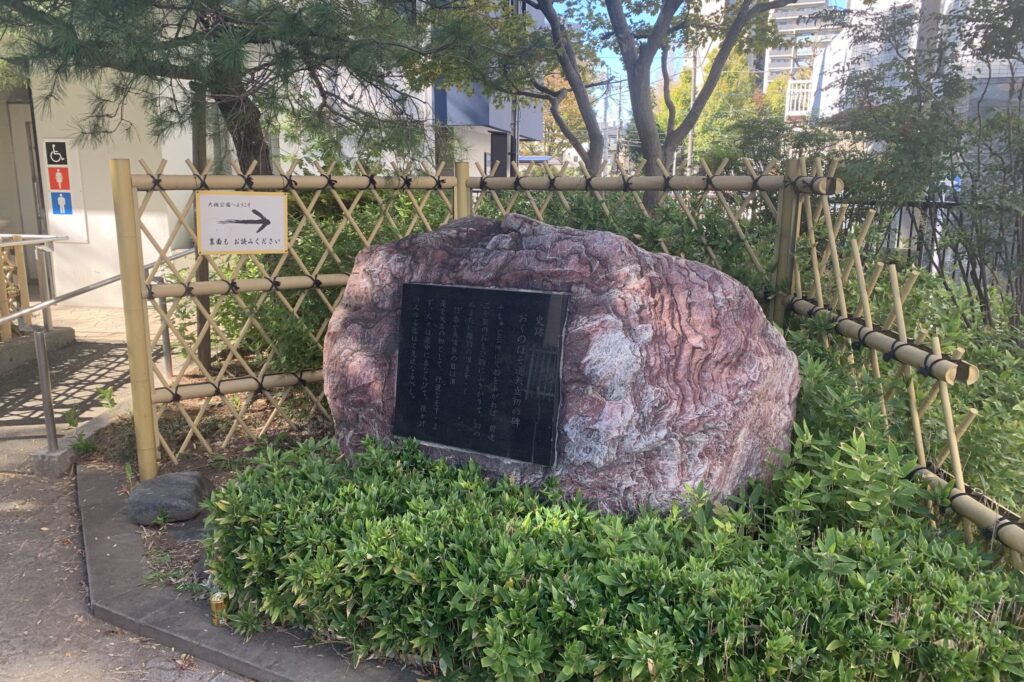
[151,370,324,404]
[990,518,1024,545]
[852,325,889,351]
[129,173,454,191]
[786,295,979,384]
[903,462,935,480]
[913,464,1021,522]
[458,174,841,193]
[147,281,193,299]
[144,273,349,299]
[883,338,913,362]
[908,467,1024,554]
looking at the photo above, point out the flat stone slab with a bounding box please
[78,464,416,682]
[127,471,212,525]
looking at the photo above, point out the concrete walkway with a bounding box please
[0,471,244,681]
[0,304,174,473]
[50,305,164,344]
[0,340,131,472]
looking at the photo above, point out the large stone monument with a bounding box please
[324,214,799,511]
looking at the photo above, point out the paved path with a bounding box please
[0,471,245,681]
[0,304,179,472]
[49,305,158,344]
[0,340,131,472]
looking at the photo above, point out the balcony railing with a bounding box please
[785,79,814,119]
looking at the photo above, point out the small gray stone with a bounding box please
[126,472,212,525]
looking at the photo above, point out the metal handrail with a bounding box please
[3,246,194,455]
[0,234,67,249]
[0,248,194,327]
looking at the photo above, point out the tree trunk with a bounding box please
[213,93,272,174]
[529,0,605,176]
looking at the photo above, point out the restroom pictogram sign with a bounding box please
[47,167,69,190]
[40,137,87,242]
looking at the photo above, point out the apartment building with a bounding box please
[763,0,844,89]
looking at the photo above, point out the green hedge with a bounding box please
[206,436,1024,679]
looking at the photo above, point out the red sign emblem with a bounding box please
[48,167,70,190]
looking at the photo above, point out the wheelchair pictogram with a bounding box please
[47,142,68,165]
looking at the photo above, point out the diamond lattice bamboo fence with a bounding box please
[109,156,1022,565]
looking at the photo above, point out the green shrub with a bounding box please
[206,434,1024,679]
[204,191,1024,679]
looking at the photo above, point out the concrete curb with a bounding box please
[31,390,131,477]
[31,379,137,477]
[77,464,418,682]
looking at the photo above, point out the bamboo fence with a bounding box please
[109,156,1022,566]
[0,236,33,340]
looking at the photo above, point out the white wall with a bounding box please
[31,77,191,307]
[0,90,34,236]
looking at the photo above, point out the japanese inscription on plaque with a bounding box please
[393,283,569,466]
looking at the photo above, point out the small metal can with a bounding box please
[209,591,227,626]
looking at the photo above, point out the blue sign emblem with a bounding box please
[952,175,962,192]
[51,192,72,215]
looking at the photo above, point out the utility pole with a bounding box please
[616,79,624,169]
[686,49,697,174]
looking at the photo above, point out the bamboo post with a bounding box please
[454,161,471,219]
[851,239,886,417]
[918,347,967,413]
[0,250,11,341]
[111,159,159,481]
[770,158,801,326]
[822,200,848,318]
[933,335,972,541]
[888,266,927,467]
[934,408,979,469]
[882,270,919,329]
[853,261,885,318]
[13,238,32,327]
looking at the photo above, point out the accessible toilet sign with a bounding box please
[40,138,88,243]
[195,191,288,254]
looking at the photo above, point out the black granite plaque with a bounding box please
[393,283,569,466]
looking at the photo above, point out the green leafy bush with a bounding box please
[207,434,1024,679]
[203,190,1024,679]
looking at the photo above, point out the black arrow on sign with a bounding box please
[218,209,271,233]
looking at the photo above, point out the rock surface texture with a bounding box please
[126,471,212,525]
[324,214,800,511]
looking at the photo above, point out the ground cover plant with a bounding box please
[203,189,1024,679]
[205,435,1024,680]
